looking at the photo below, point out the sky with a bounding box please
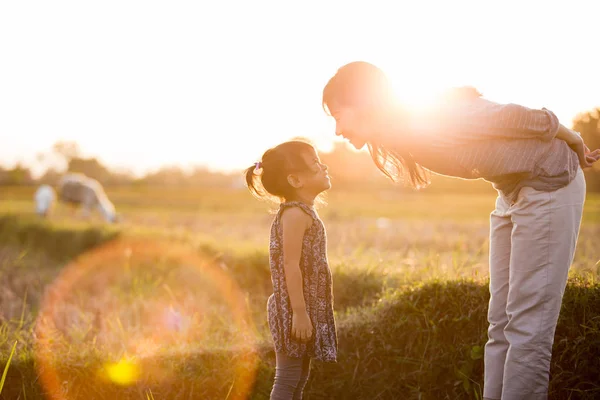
[1,0,599,177]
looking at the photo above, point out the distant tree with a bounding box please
[140,166,189,186]
[52,141,81,163]
[67,157,111,183]
[33,140,81,176]
[37,168,63,185]
[188,166,239,188]
[32,141,133,186]
[106,168,135,186]
[572,108,600,192]
[0,163,34,185]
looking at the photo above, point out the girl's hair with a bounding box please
[245,139,318,202]
[322,61,430,189]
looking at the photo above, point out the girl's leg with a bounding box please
[270,352,305,400]
[502,169,586,399]
[292,356,311,400]
[483,194,513,400]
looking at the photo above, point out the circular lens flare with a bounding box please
[34,238,259,399]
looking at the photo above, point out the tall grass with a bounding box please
[0,186,598,399]
[0,340,17,395]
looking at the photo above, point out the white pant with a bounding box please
[483,168,586,400]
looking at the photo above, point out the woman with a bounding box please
[322,61,599,400]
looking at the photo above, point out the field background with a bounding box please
[1,184,599,399]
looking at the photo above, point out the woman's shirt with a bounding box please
[407,96,579,203]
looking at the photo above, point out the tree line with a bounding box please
[2,108,599,193]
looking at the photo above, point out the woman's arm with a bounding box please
[555,125,600,168]
[398,100,560,144]
[555,124,580,144]
[482,102,561,142]
[449,99,600,167]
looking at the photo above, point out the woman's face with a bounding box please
[331,105,372,150]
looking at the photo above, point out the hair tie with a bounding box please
[254,161,262,171]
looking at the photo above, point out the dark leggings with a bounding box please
[270,352,311,400]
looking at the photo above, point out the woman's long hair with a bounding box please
[322,61,430,189]
[367,142,430,189]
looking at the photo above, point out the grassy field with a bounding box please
[1,185,599,399]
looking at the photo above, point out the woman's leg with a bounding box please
[484,194,513,400]
[292,356,311,400]
[502,169,586,399]
[270,352,305,400]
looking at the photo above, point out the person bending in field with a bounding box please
[322,61,600,400]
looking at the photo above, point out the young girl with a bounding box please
[321,61,600,400]
[245,140,338,400]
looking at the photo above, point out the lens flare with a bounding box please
[34,238,259,399]
[104,359,140,386]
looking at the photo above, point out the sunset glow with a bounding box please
[1,0,599,177]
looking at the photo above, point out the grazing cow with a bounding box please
[34,173,118,223]
[58,173,117,223]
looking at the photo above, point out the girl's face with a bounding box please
[294,149,331,195]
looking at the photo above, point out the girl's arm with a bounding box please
[281,206,313,341]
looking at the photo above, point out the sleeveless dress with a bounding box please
[266,201,338,362]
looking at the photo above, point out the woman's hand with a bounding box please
[292,310,313,343]
[583,143,600,168]
[570,134,600,169]
[556,126,600,168]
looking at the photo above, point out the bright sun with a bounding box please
[389,75,444,112]
[382,63,457,112]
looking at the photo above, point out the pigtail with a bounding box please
[245,162,266,200]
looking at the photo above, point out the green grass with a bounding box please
[0,213,120,262]
[5,184,600,221]
[0,340,17,395]
[304,278,600,400]
[0,186,599,399]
